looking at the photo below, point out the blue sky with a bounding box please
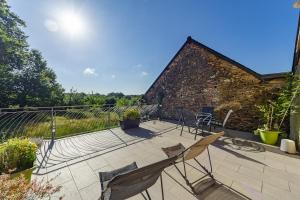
[8,0,300,94]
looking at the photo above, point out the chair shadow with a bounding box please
[123,127,157,139]
[194,178,250,200]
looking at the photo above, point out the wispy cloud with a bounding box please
[141,71,148,76]
[134,64,143,68]
[111,74,116,79]
[83,67,98,76]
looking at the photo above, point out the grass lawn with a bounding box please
[23,112,120,139]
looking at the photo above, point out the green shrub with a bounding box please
[123,109,140,120]
[0,138,37,173]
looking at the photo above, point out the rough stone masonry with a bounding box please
[143,37,287,131]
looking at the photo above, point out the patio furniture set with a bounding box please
[99,131,225,200]
[98,107,235,200]
[176,107,233,139]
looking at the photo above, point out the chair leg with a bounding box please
[207,147,213,173]
[193,158,214,180]
[180,123,184,136]
[174,164,195,193]
[145,189,151,200]
[160,175,164,200]
[194,127,198,140]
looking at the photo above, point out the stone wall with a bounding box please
[144,38,286,131]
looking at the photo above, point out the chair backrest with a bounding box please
[184,132,224,161]
[222,110,233,127]
[107,156,177,200]
[201,107,214,115]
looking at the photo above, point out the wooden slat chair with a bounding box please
[161,132,224,193]
[99,156,177,200]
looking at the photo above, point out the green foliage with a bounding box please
[116,97,131,107]
[107,92,125,99]
[257,73,300,131]
[24,114,120,139]
[0,1,64,108]
[0,174,62,200]
[0,138,37,173]
[123,109,141,120]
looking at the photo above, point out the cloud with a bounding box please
[141,71,148,76]
[111,74,116,79]
[44,19,59,32]
[83,68,98,76]
[134,64,143,68]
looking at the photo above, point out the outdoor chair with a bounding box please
[161,131,224,194]
[99,156,177,200]
[176,108,196,136]
[193,111,213,140]
[209,109,233,132]
[201,107,214,115]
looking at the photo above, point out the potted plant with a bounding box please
[256,74,300,145]
[120,108,141,130]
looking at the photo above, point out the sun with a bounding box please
[59,10,86,38]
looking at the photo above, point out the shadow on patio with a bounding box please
[35,120,176,175]
[32,120,300,200]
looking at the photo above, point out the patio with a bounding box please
[32,120,300,200]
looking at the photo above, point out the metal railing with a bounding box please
[0,104,159,142]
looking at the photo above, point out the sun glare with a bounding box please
[59,10,86,38]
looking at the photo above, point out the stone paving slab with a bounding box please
[31,120,300,200]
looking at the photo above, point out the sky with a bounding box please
[7,0,300,95]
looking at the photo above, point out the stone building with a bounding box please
[143,36,287,131]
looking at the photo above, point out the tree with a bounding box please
[14,50,64,106]
[107,92,125,99]
[0,1,64,107]
[0,0,28,107]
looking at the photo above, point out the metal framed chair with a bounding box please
[209,110,234,131]
[176,108,195,136]
[191,107,215,140]
[99,156,177,200]
[161,132,224,194]
[201,107,214,115]
[194,112,213,140]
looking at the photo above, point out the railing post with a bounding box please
[51,107,56,141]
[108,107,111,128]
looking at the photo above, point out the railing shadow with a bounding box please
[34,121,177,175]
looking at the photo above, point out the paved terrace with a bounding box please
[32,120,300,200]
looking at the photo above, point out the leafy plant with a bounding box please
[257,73,300,131]
[123,109,141,120]
[0,174,62,200]
[0,138,37,173]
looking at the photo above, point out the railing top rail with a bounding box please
[0,103,156,113]
[0,104,118,112]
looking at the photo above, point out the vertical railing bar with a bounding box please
[51,107,56,141]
